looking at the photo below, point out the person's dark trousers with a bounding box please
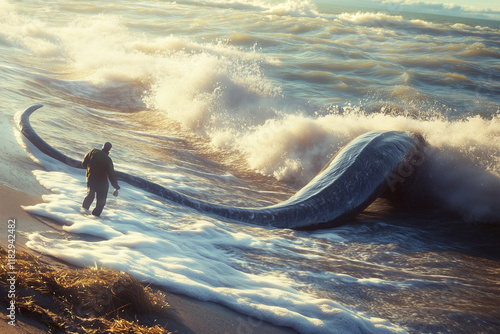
[82,182,109,216]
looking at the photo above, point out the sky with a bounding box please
[328,0,500,20]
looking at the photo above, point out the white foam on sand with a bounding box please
[22,166,407,334]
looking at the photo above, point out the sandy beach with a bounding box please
[0,149,297,333]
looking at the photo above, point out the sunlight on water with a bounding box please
[1,0,500,332]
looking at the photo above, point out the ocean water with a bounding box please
[1,0,500,333]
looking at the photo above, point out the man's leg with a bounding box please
[82,186,96,210]
[92,184,109,217]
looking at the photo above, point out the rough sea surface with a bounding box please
[1,1,499,333]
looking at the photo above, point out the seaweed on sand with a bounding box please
[0,247,171,333]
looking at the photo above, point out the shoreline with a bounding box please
[0,183,298,333]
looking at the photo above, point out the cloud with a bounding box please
[381,0,500,20]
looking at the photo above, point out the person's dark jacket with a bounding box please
[82,149,119,189]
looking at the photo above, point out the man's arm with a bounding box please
[106,159,120,190]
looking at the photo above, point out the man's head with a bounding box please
[102,142,112,153]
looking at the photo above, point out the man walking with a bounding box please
[82,142,120,216]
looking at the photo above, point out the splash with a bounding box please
[143,46,282,133]
[265,0,319,16]
[175,0,320,17]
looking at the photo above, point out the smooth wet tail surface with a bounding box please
[19,105,424,229]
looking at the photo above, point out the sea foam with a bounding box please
[21,149,408,334]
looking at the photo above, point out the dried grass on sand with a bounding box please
[0,247,171,333]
